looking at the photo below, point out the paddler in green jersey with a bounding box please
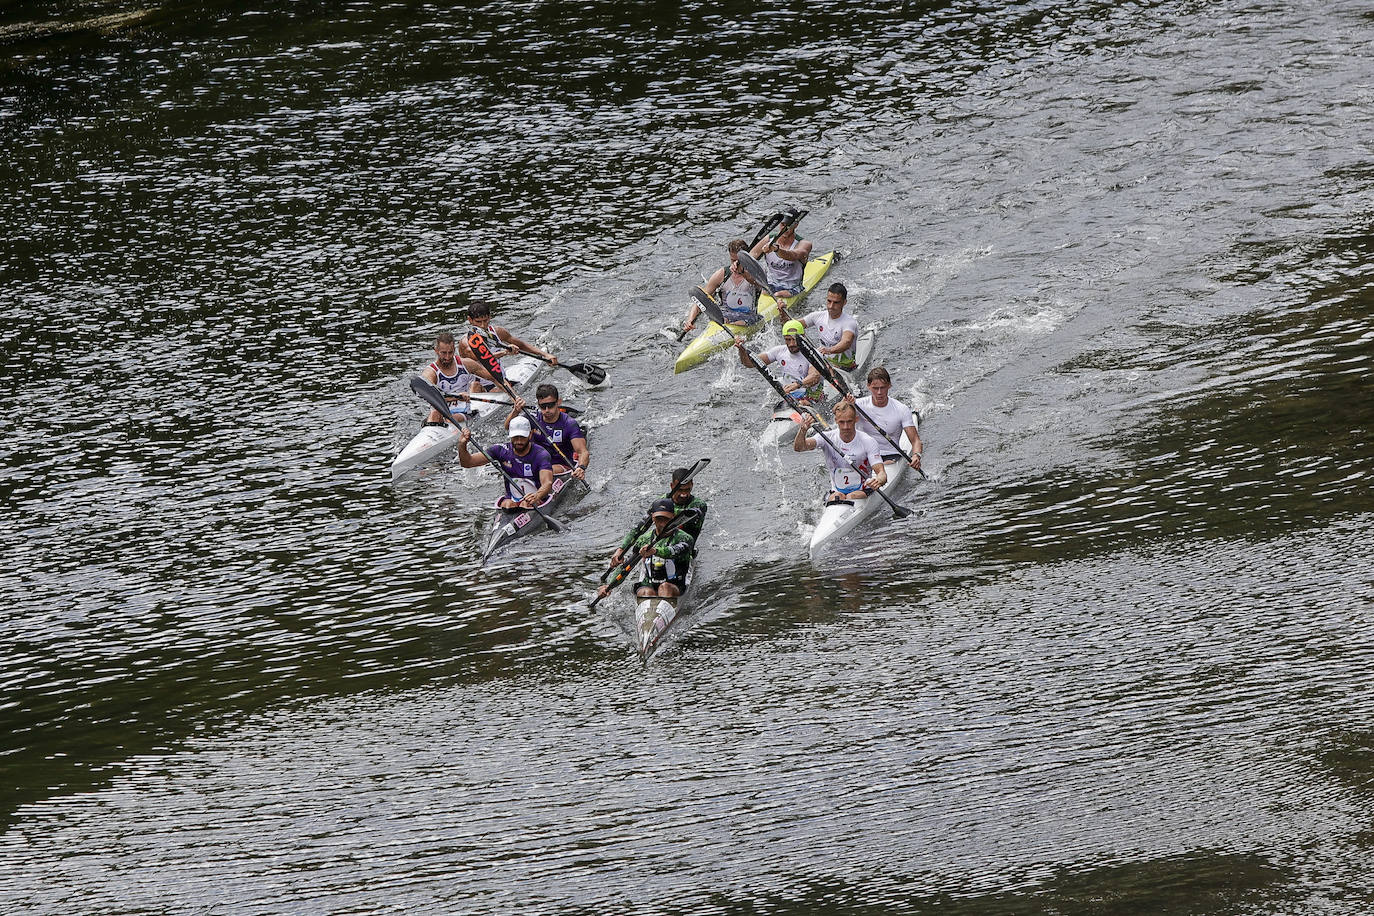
[597,499,695,601]
[667,466,708,547]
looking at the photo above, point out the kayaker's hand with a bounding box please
[570,466,586,481]
[784,381,799,394]
[610,549,624,567]
[512,396,526,412]
[797,413,814,432]
[639,545,654,559]
[458,428,470,446]
[861,477,878,492]
[733,336,745,349]
[842,393,856,406]
[596,584,610,599]
[519,495,537,508]
[910,452,923,470]
[683,320,696,332]
[546,354,559,367]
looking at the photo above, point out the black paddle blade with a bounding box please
[891,503,913,520]
[735,251,771,290]
[689,287,727,329]
[567,361,608,386]
[409,376,458,424]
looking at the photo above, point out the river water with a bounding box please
[3,0,1372,912]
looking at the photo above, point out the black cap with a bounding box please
[649,498,676,517]
[779,207,800,227]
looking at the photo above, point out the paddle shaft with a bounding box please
[597,457,711,583]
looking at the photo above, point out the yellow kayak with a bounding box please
[672,251,836,374]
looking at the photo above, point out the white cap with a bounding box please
[509,416,532,439]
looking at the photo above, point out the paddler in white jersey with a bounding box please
[793,401,887,503]
[748,206,812,312]
[734,319,824,402]
[845,366,924,472]
[799,282,859,371]
[460,300,558,389]
[420,331,485,425]
[681,239,764,334]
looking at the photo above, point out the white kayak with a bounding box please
[634,564,694,662]
[757,327,878,448]
[808,414,916,558]
[390,356,542,481]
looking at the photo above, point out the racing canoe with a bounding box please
[673,251,836,374]
[634,565,694,662]
[807,415,917,558]
[390,356,542,481]
[481,471,578,564]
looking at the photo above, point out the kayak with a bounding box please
[634,563,694,662]
[390,356,542,481]
[673,251,836,374]
[757,326,878,448]
[807,414,917,558]
[481,471,579,564]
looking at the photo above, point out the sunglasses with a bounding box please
[537,400,558,409]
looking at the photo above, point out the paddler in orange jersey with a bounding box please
[460,300,558,390]
[420,331,487,426]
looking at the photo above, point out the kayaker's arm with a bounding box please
[864,461,888,491]
[822,329,856,357]
[735,338,764,369]
[569,436,590,481]
[793,414,817,453]
[906,424,923,470]
[494,324,557,366]
[520,467,553,508]
[456,430,488,468]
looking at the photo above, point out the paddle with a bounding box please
[589,509,696,609]
[522,351,608,387]
[734,249,799,320]
[748,211,786,250]
[409,376,566,533]
[791,332,926,479]
[597,457,712,583]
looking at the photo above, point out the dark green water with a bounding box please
[3,0,1372,912]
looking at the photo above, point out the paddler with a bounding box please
[506,383,590,481]
[799,283,859,372]
[680,239,765,335]
[792,401,887,504]
[420,331,486,425]
[456,416,553,510]
[734,320,824,403]
[844,367,924,472]
[667,467,708,544]
[595,499,695,602]
[460,301,558,390]
[748,206,813,311]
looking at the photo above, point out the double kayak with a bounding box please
[673,251,836,374]
[390,356,542,481]
[634,564,694,662]
[757,326,879,448]
[808,414,917,558]
[481,471,579,564]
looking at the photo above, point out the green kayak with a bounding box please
[672,250,836,374]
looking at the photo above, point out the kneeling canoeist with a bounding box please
[793,402,887,503]
[421,332,486,424]
[596,499,695,602]
[799,283,859,372]
[461,300,558,389]
[507,383,590,481]
[734,321,823,403]
[848,366,924,472]
[681,239,765,334]
[456,416,553,510]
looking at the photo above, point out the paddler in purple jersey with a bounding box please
[456,416,554,509]
[506,383,590,481]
